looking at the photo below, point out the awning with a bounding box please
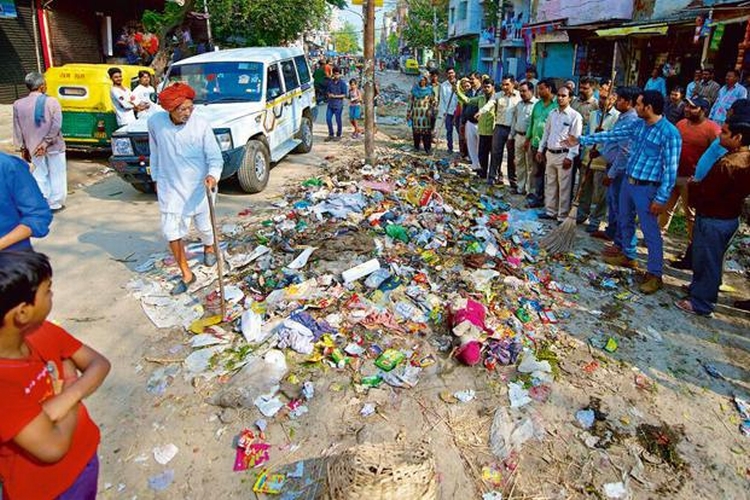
[521,21,565,37]
[596,23,669,37]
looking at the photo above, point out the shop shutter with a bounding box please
[47,3,101,65]
[0,0,42,104]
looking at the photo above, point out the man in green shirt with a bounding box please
[457,78,496,179]
[524,79,557,207]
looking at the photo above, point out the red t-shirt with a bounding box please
[0,322,100,499]
[676,118,721,177]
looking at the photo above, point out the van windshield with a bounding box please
[166,62,263,104]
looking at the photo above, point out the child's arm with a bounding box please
[43,345,111,422]
[13,407,79,463]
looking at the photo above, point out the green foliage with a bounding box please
[333,21,361,54]
[387,32,399,56]
[142,1,191,35]
[402,0,448,50]
[207,0,336,47]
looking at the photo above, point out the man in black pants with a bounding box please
[478,76,520,187]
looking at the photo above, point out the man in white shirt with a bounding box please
[510,81,537,195]
[132,70,157,119]
[148,83,224,295]
[109,67,146,126]
[536,86,583,220]
[438,67,459,153]
[478,75,520,186]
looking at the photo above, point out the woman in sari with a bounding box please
[406,75,437,154]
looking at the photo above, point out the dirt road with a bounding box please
[2,69,749,499]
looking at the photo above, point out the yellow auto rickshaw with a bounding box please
[45,63,155,149]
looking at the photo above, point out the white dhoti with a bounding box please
[160,211,213,244]
[31,152,67,209]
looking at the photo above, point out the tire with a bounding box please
[237,139,270,193]
[132,182,155,194]
[293,115,314,154]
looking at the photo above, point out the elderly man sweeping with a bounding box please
[148,83,223,295]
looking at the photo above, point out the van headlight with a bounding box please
[214,129,233,151]
[111,137,134,156]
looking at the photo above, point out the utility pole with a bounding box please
[491,0,504,81]
[363,0,376,165]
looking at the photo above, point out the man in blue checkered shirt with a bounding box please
[566,90,681,294]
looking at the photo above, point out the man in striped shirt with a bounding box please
[567,90,681,294]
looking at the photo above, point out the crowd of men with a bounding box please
[420,66,750,315]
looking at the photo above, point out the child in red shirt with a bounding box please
[0,251,111,499]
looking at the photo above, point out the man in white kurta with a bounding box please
[148,82,224,295]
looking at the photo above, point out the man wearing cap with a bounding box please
[148,83,224,295]
[659,96,720,243]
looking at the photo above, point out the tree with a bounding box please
[402,0,448,50]
[387,32,399,56]
[332,22,361,54]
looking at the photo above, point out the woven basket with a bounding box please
[327,442,438,500]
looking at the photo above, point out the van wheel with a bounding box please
[132,182,155,194]
[237,140,270,193]
[294,115,313,153]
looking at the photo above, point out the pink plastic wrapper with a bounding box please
[450,298,487,330]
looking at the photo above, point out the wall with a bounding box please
[633,0,692,21]
[537,42,575,79]
[448,0,483,38]
[533,0,633,26]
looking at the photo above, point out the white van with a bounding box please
[109,47,316,193]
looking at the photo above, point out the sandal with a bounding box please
[674,299,712,317]
[204,251,217,267]
[170,273,196,296]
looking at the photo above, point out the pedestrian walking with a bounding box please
[147,83,224,295]
[407,75,438,154]
[569,90,682,294]
[537,86,582,221]
[0,250,111,500]
[12,71,68,212]
[675,115,750,316]
[478,76,520,187]
[457,77,496,178]
[324,68,348,142]
[0,152,51,251]
[524,79,557,207]
[510,81,537,195]
[348,79,363,139]
[438,67,458,153]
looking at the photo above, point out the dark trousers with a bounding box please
[570,155,582,204]
[458,121,468,157]
[478,134,493,179]
[413,131,432,153]
[490,125,513,184]
[529,150,546,204]
[326,106,343,137]
[689,215,739,314]
[445,113,455,152]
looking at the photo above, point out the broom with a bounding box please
[540,158,594,255]
[206,185,227,319]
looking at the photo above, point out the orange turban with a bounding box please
[159,83,196,111]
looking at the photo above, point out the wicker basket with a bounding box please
[327,442,438,500]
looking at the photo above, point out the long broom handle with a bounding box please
[206,185,227,319]
[571,155,596,207]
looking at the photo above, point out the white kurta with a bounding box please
[147,111,224,216]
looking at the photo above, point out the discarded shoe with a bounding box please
[638,273,663,294]
[170,273,196,296]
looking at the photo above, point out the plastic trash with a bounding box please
[241,308,267,344]
[699,359,726,380]
[254,390,284,417]
[360,403,377,417]
[508,381,532,408]
[517,350,552,375]
[184,345,227,377]
[286,247,317,270]
[454,389,476,403]
[482,492,503,500]
[146,365,180,396]
[603,482,628,499]
[575,409,596,429]
[209,350,288,409]
[275,318,315,355]
[381,364,421,388]
[153,444,179,465]
[385,224,410,243]
[489,407,539,460]
[342,259,381,283]
[148,470,175,491]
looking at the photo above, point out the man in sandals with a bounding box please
[148,83,223,295]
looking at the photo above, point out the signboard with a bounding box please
[350,0,384,6]
[0,0,18,19]
[710,23,725,51]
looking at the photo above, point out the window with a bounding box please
[458,1,467,20]
[281,60,300,92]
[166,62,263,103]
[294,55,311,85]
[267,64,282,100]
[58,86,87,97]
